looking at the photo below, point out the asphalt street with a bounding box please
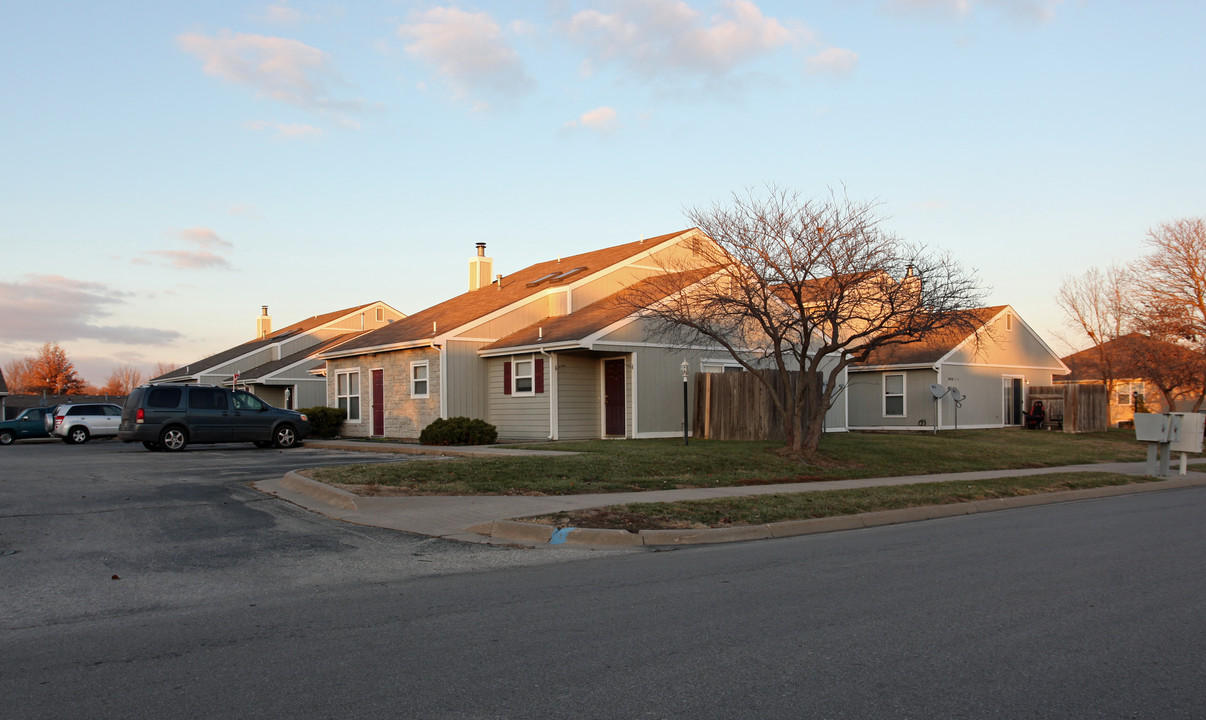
[4,440,1205,718]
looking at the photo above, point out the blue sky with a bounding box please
[2,0,1203,385]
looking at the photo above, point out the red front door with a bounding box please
[372,369,384,436]
[604,359,625,436]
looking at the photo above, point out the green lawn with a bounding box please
[307,428,1148,496]
[524,472,1159,532]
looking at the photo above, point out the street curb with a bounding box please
[484,476,1206,547]
[280,471,359,511]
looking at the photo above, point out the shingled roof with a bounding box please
[154,302,379,381]
[322,230,695,357]
[853,305,1007,366]
[479,267,719,355]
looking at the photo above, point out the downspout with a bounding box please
[540,348,557,440]
[432,341,446,419]
[934,364,943,429]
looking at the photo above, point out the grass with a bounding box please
[307,428,1148,496]
[522,472,1161,532]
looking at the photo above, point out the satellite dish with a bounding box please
[950,388,965,402]
[930,384,946,398]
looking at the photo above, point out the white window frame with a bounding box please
[336,369,361,422]
[883,373,906,417]
[411,361,429,399]
[1115,380,1145,406]
[512,356,535,396]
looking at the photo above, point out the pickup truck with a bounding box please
[0,407,54,445]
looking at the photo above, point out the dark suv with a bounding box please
[119,384,310,452]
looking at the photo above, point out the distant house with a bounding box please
[0,368,8,416]
[1060,333,1202,425]
[154,302,405,409]
[317,230,788,440]
[845,306,1069,430]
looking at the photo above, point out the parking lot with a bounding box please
[1,438,601,631]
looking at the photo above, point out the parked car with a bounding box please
[118,384,310,452]
[0,407,55,445]
[44,403,125,444]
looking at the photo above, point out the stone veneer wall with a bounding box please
[325,347,442,439]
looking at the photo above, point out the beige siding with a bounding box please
[556,354,601,440]
[445,340,489,419]
[456,296,549,340]
[486,355,551,440]
[947,311,1065,371]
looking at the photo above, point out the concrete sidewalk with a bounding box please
[254,440,1206,548]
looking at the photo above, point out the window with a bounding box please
[884,373,906,417]
[375,307,384,322]
[503,357,544,396]
[1115,381,1145,407]
[147,387,182,408]
[514,359,534,394]
[411,362,429,398]
[1005,313,1014,331]
[234,391,266,411]
[336,370,361,421]
[188,388,227,410]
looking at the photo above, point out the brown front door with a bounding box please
[372,369,384,436]
[604,359,625,436]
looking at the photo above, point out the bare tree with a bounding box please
[1055,264,1131,395]
[629,186,986,456]
[102,364,144,395]
[2,357,36,394]
[1134,217,1206,343]
[152,361,179,379]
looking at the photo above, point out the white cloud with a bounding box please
[177,30,366,124]
[244,119,326,139]
[564,0,802,80]
[0,275,183,345]
[252,2,310,25]
[883,0,1062,23]
[142,228,235,270]
[563,106,621,134]
[397,7,534,104]
[805,47,859,76]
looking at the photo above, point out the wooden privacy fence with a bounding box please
[1028,384,1108,433]
[693,371,797,441]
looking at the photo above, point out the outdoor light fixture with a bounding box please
[681,359,690,446]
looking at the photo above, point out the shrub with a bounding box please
[419,416,498,446]
[300,406,347,438]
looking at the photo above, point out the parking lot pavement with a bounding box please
[1,440,622,630]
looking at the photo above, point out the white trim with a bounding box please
[511,355,536,396]
[848,423,1003,432]
[545,351,558,440]
[634,430,691,439]
[410,361,430,399]
[849,362,937,372]
[335,369,362,423]
[631,352,639,438]
[941,361,1067,371]
[438,344,447,419]
[883,372,906,418]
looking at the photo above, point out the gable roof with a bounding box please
[479,266,719,355]
[852,305,1009,367]
[1061,332,1192,382]
[321,229,697,358]
[154,302,383,381]
[224,331,375,384]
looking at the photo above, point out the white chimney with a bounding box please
[469,242,493,291]
[257,305,272,338]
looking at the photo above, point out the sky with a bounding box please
[2,0,1204,386]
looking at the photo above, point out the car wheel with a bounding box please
[68,426,90,444]
[273,424,298,449]
[253,440,274,449]
[0,430,13,446]
[159,426,188,452]
[142,441,162,451]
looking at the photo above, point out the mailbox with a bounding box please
[1133,413,1171,442]
[1169,412,1205,453]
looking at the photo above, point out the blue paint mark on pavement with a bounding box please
[550,527,576,545]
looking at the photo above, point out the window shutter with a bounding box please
[503,361,512,395]
[535,358,544,394]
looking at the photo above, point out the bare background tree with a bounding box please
[152,361,178,378]
[630,186,985,456]
[102,364,145,395]
[1055,264,1131,396]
